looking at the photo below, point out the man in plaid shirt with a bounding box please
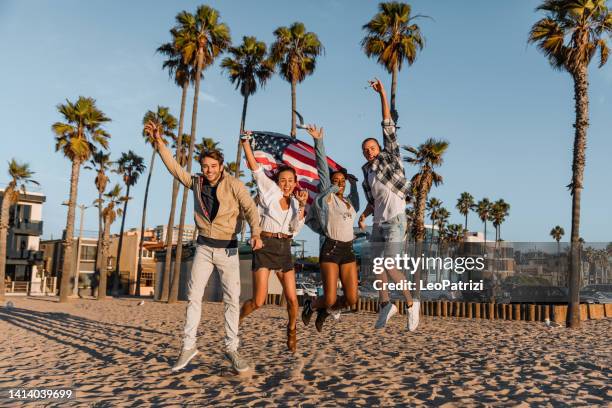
[358,78,419,332]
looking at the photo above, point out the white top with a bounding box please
[252,166,304,235]
[326,194,356,242]
[368,169,405,224]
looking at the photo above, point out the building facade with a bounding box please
[1,189,48,295]
[41,227,159,297]
[153,224,196,245]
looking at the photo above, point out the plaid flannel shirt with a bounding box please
[361,118,411,207]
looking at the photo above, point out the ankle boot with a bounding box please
[287,324,297,353]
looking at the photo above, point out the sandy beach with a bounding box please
[1,297,610,407]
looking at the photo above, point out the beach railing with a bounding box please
[261,294,611,322]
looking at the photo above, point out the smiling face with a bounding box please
[331,171,346,196]
[277,169,297,198]
[362,139,381,162]
[200,157,222,184]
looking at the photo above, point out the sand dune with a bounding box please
[1,297,610,407]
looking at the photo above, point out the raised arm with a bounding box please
[369,78,391,122]
[347,175,360,212]
[144,122,192,189]
[369,78,399,158]
[240,132,261,172]
[305,125,330,191]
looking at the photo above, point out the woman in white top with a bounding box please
[302,125,360,332]
[239,131,308,353]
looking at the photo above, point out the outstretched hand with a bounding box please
[144,121,164,148]
[240,130,254,143]
[306,124,324,140]
[368,77,385,95]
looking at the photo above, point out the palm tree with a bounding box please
[138,107,177,296]
[456,192,475,231]
[221,36,274,177]
[112,151,145,295]
[446,223,465,246]
[426,197,442,254]
[156,34,196,302]
[194,137,222,159]
[224,162,244,178]
[362,1,425,122]
[529,0,612,327]
[97,184,125,300]
[475,198,492,244]
[84,151,112,296]
[53,96,110,302]
[169,5,231,304]
[403,138,448,290]
[404,140,448,243]
[490,199,510,242]
[156,133,191,302]
[0,160,38,301]
[270,22,324,137]
[550,225,565,285]
[435,207,450,281]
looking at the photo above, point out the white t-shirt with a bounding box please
[252,166,304,235]
[325,194,356,242]
[368,169,405,224]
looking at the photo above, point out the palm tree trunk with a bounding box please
[98,213,111,300]
[0,186,14,301]
[556,240,561,286]
[159,80,189,302]
[290,78,297,137]
[464,213,468,231]
[391,63,399,123]
[113,184,130,296]
[94,190,103,297]
[169,50,203,303]
[59,160,81,302]
[136,151,155,296]
[568,65,589,329]
[235,94,249,174]
[413,189,427,292]
[236,95,249,241]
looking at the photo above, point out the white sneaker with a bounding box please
[225,350,251,373]
[331,310,341,320]
[171,347,198,372]
[407,301,420,332]
[375,302,398,329]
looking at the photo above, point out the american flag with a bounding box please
[247,131,343,205]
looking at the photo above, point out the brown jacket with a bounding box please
[157,142,261,241]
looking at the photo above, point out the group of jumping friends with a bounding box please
[144,78,420,374]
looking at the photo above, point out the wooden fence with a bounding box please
[264,294,612,322]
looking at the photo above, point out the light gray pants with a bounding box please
[182,244,241,352]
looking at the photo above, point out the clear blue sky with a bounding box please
[1,0,611,256]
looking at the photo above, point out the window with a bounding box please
[80,245,97,261]
[141,272,154,287]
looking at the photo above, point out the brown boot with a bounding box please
[287,324,297,353]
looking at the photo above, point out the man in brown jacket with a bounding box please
[145,123,262,373]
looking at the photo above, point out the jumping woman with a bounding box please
[238,131,308,353]
[301,125,360,332]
